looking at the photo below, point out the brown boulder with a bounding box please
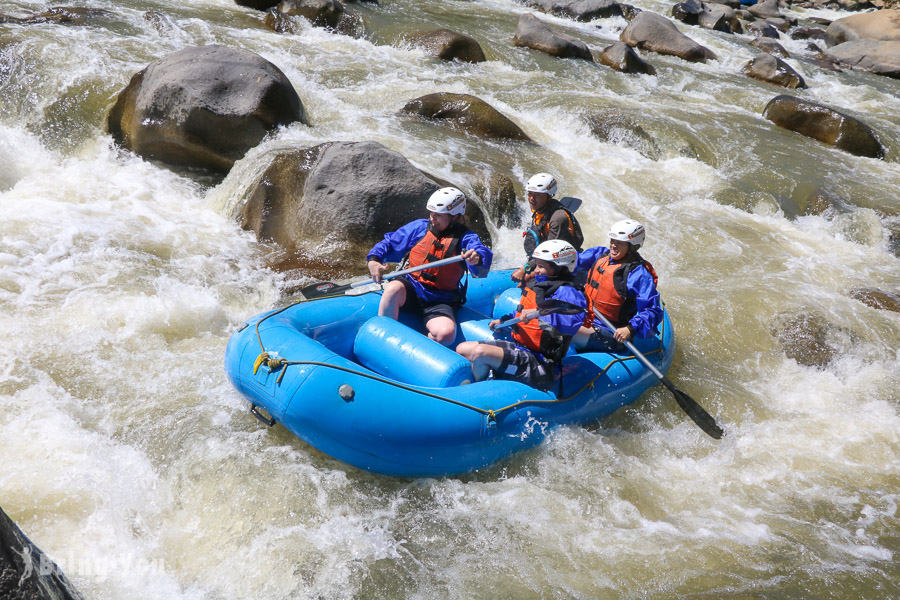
[107,45,306,174]
[239,142,492,271]
[408,29,486,63]
[599,41,657,74]
[400,92,533,142]
[762,95,885,159]
[620,10,717,62]
[513,13,594,60]
[849,288,900,312]
[472,172,521,228]
[750,37,790,56]
[742,53,807,88]
[825,9,900,46]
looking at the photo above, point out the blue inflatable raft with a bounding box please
[224,269,675,477]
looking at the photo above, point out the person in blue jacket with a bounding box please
[572,219,662,352]
[456,240,586,391]
[366,187,492,346]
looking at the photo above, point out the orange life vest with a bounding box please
[523,200,584,257]
[511,279,579,363]
[584,252,658,328]
[407,223,468,295]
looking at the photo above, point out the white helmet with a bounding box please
[525,173,558,197]
[532,239,577,272]
[426,187,466,215]
[608,219,645,249]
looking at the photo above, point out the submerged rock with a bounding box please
[513,13,594,60]
[0,505,85,600]
[239,141,492,271]
[771,311,836,368]
[400,92,533,142]
[108,45,306,174]
[407,29,487,63]
[849,287,900,312]
[762,95,885,159]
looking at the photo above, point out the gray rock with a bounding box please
[620,10,717,62]
[699,4,733,32]
[0,505,85,600]
[107,45,306,173]
[584,109,663,159]
[399,92,533,141]
[825,39,900,78]
[408,29,486,63]
[790,26,827,40]
[523,0,625,20]
[513,13,594,60]
[749,0,785,19]
[672,0,702,25]
[748,20,781,38]
[742,53,807,87]
[763,95,885,159]
[599,41,657,73]
[239,142,492,270]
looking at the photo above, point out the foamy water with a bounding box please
[1,0,898,598]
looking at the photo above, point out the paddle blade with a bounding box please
[666,382,724,439]
[300,280,352,299]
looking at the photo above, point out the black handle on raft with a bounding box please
[250,404,276,427]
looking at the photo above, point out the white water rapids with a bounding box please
[1,0,898,598]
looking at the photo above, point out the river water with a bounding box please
[1,0,898,598]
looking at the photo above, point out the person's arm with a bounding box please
[366,220,427,282]
[625,267,663,339]
[574,246,609,274]
[541,286,588,336]
[460,230,493,277]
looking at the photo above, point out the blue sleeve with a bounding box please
[626,267,662,338]
[575,246,609,273]
[542,285,588,336]
[461,230,493,278]
[366,220,429,264]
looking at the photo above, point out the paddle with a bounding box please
[592,308,724,440]
[300,255,466,299]
[492,299,584,330]
[559,196,582,213]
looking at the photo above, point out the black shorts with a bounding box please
[480,340,554,391]
[398,277,458,324]
[583,326,626,353]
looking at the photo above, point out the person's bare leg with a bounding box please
[378,280,406,319]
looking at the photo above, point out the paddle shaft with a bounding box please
[362,254,466,288]
[492,301,583,329]
[592,307,724,439]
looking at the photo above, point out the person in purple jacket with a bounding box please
[366,187,492,346]
[456,240,586,391]
[572,219,662,352]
